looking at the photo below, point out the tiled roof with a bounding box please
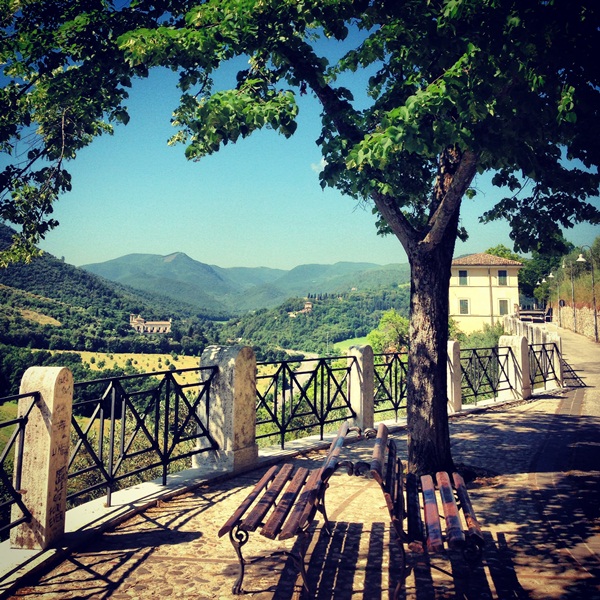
[452,252,523,267]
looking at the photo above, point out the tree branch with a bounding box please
[424,148,478,249]
[277,42,364,144]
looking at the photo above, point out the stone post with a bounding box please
[447,341,462,413]
[498,335,532,402]
[347,345,374,431]
[197,345,258,472]
[11,367,73,550]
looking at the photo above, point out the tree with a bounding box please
[368,309,410,354]
[0,1,174,265]
[4,1,600,474]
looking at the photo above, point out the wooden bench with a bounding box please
[218,421,358,595]
[358,423,485,598]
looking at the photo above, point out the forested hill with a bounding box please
[0,223,412,393]
[0,224,219,354]
[0,225,206,317]
[220,288,410,354]
[82,252,411,313]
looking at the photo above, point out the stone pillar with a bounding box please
[11,367,73,550]
[498,335,532,402]
[447,340,462,413]
[347,345,374,431]
[198,345,258,472]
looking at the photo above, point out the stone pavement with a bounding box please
[3,327,600,599]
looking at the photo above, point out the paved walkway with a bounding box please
[4,327,600,599]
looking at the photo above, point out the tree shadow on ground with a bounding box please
[247,521,545,599]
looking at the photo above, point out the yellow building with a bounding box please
[449,253,522,334]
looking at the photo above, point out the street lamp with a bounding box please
[563,260,577,332]
[547,272,561,326]
[576,246,598,343]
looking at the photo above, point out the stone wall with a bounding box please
[557,305,598,341]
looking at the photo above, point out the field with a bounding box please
[333,336,370,353]
[74,351,199,373]
[51,350,202,386]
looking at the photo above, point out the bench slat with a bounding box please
[405,472,424,549]
[452,472,484,543]
[321,420,350,479]
[278,468,322,540]
[218,465,279,538]
[389,441,404,522]
[436,471,466,548]
[261,467,310,540]
[242,463,295,532]
[421,474,444,553]
[370,423,388,485]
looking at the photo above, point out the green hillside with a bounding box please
[0,223,412,394]
[220,287,410,354]
[82,253,411,313]
[0,224,220,355]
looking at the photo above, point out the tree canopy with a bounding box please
[2,0,599,473]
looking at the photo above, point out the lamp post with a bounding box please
[547,272,560,326]
[576,246,598,343]
[563,260,577,332]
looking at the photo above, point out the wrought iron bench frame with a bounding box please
[218,420,358,595]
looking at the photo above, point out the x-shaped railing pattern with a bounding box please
[373,352,408,418]
[68,366,218,507]
[460,346,514,403]
[529,343,560,390]
[0,392,39,538]
[256,356,356,448]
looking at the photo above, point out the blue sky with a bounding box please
[38,67,599,270]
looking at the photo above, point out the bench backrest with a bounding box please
[320,420,350,480]
[369,423,405,523]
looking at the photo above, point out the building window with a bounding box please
[498,270,508,286]
[459,299,469,315]
[459,270,468,286]
[499,299,509,315]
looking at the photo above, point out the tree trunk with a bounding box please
[406,245,454,475]
[370,147,477,476]
[405,224,459,476]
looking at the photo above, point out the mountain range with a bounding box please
[81,252,411,315]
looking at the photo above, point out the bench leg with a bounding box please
[292,528,311,594]
[463,535,484,565]
[390,524,407,600]
[229,525,250,595]
[316,490,333,536]
[228,525,313,595]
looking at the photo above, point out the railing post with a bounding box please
[447,340,462,413]
[198,345,258,473]
[11,367,73,550]
[498,336,532,402]
[347,345,374,431]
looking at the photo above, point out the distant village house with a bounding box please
[130,314,172,334]
[288,301,313,318]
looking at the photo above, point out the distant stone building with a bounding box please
[130,314,172,334]
[449,253,522,334]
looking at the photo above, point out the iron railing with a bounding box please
[1,340,567,541]
[68,366,218,508]
[529,343,560,390]
[255,356,356,448]
[0,391,40,540]
[460,346,515,404]
[373,351,408,419]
